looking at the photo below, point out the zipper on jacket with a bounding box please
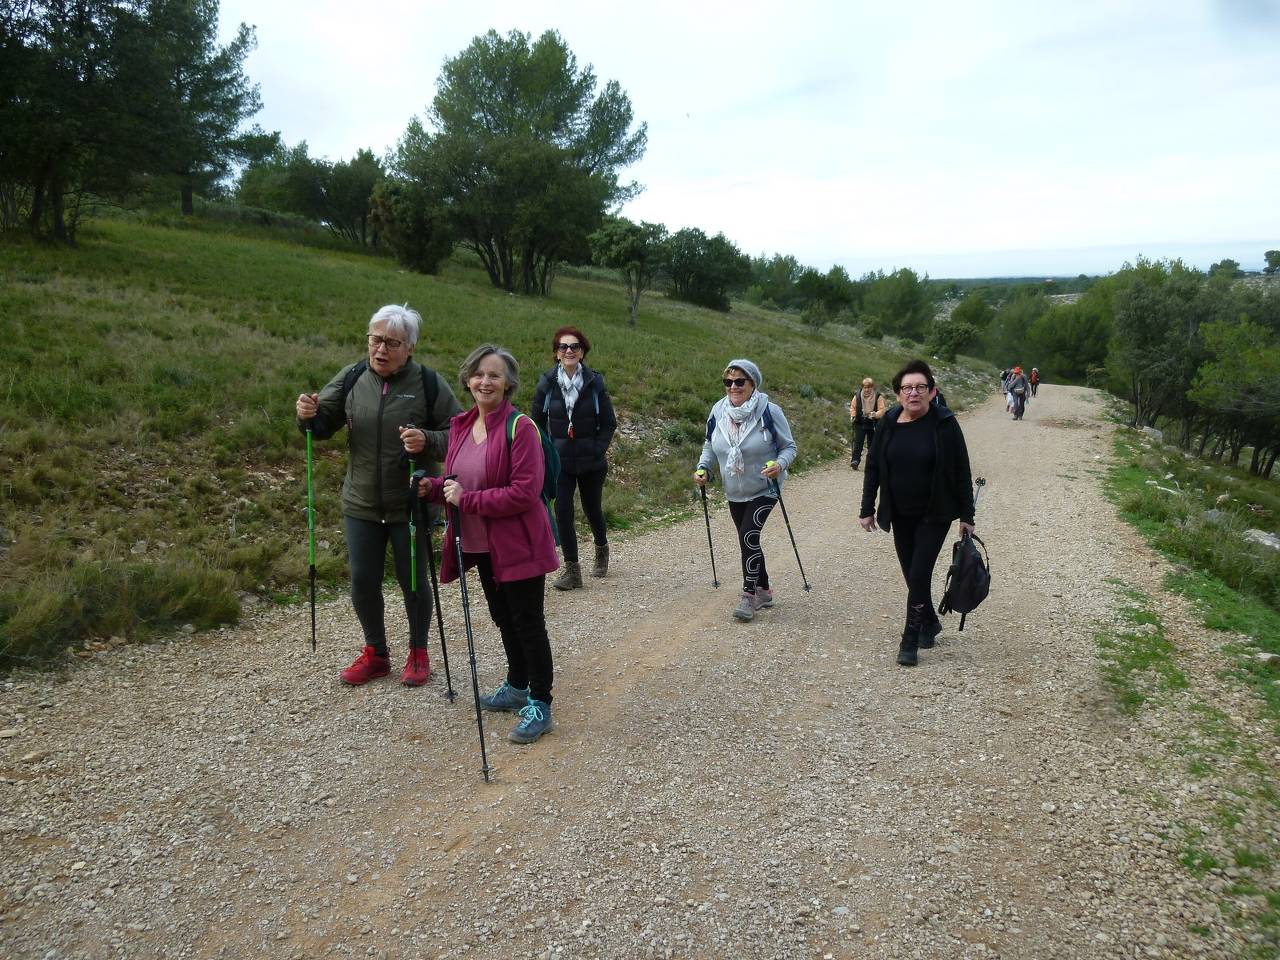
[376,377,390,522]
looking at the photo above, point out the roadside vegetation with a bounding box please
[1100,431,1280,956]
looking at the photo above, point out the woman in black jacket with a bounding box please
[858,359,975,667]
[532,325,618,590]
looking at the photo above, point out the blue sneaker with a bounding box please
[479,681,529,713]
[509,699,554,744]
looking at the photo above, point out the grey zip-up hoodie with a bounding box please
[697,397,798,502]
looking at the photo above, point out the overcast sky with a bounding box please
[217,0,1280,278]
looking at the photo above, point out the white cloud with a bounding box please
[218,0,1280,275]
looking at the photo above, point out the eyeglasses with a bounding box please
[368,334,406,350]
[898,383,931,395]
[723,377,751,388]
[556,342,582,353]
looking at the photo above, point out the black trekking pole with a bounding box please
[769,476,811,592]
[973,477,986,513]
[411,469,454,701]
[445,476,492,783]
[305,425,317,652]
[696,472,719,588]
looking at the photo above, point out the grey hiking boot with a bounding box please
[590,543,609,578]
[479,681,529,712]
[733,591,758,622]
[754,586,774,609]
[552,561,582,591]
[509,698,554,744]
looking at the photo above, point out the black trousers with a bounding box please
[344,515,429,654]
[470,553,554,705]
[889,513,949,629]
[728,495,776,594]
[555,466,608,563]
[851,420,875,465]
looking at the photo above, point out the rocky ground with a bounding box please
[1,385,1275,959]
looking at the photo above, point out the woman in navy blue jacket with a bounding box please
[532,325,618,590]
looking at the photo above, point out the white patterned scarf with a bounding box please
[557,364,584,429]
[714,390,768,476]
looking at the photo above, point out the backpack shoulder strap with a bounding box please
[418,363,438,422]
[762,404,780,455]
[340,359,368,406]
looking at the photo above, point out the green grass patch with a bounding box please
[0,217,993,668]
[1094,590,1189,714]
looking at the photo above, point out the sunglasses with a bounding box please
[722,377,751,388]
[556,342,582,353]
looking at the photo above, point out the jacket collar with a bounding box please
[454,396,514,431]
[885,400,954,425]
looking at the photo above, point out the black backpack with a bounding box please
[937,533,990,631]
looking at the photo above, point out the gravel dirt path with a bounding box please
[0,386,1264,959]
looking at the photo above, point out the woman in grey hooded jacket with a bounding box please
[694,359,798,622]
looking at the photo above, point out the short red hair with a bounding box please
[551,325,590,358]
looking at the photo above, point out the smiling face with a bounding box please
[367,319,413,378]
[724,367,755,407]
[555,336,583,374]
[896,372,935,420]
[468,353,509,414]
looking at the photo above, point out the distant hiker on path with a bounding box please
[1030,367,1040,396]
[1008,366,1030,420]
[858,359,975,667]
[295,304,463,687]
[849,377,886,470]
[695,359,798,623]
[532,326,618,591]
[419,345,560,744]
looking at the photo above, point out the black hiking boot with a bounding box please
[918,619,942,650]
[896,632,919,667]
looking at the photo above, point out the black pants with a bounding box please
[470,553,554,705]
[555,466,608,563]
[890,513,949,629]
[1030,382,1038,396]
[1012,393,1026,419]
[728,495,776,594]
[345,515,429,654]
[851,420,875,465]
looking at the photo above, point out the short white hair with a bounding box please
[368,304,421,348]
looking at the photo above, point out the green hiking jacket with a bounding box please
[301,359,463,523]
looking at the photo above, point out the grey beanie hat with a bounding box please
[725,358,762,390]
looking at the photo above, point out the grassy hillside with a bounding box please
[0,219,990,667]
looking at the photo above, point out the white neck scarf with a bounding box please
[557,364,583,425]
[715,391,768,476]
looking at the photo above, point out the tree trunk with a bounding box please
[1249,445,1262,475]
[28,171,46,236]
[181,177,194,216]
[629,291,638,327]
[1264,448,1277,479]
[50,182,67,244]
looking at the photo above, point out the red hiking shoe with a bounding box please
[339,645,391,686]
[401,647,431,687]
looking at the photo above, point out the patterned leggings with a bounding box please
[728,495,776,594]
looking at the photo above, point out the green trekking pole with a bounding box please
[306,427,317,652]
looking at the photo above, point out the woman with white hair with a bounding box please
[295,304,463,687]
[694,359,798,623]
